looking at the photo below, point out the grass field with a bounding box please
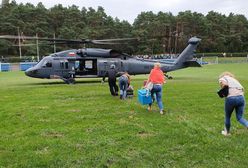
[1,64,248,168]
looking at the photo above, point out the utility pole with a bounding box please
[168,26,172,55]
[53,33,56,53]
[17,27,22,59]
[174,22,179,54]
[36,33,40,61]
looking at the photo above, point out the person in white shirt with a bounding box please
[219,72,248,136]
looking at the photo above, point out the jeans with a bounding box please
[119,76,128,99]
[108,79,118,96]
[224,95,248,132]
[149,84,163,111]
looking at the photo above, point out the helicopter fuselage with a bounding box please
[25,53,173,79]
[25,37,202,83]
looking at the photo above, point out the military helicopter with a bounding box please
[0,35,201,84]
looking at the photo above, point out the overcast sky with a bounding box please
[14,0,248,23]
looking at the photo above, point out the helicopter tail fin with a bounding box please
[174,37,201,66]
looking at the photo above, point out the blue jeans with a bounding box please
[119,76,128,99]
[149,84,163,111]
[224,95,248,132]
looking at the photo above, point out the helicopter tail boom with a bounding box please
[159,37,201,72]
[174,37,201,65]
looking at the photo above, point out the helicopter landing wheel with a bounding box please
[68,78,75,84]
[61,77,75,84]
[165,74,173,79]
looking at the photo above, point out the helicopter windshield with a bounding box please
[36,59,46,67]
[36,57,52,68]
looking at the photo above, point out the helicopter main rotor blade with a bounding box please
[0,35,82,42]
[0,35,138,45]
[93,37,138,42]
[12,44,37,46]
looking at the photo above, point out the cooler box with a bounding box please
[138,89,152,105]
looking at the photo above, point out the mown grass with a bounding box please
[1,64,248,168]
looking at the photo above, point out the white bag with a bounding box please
[146,82,153,91]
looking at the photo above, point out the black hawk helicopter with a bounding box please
[0,35,201,84]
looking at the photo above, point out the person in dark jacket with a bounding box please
[102,64,119,96]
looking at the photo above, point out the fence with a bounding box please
[0,62,37,72]
[199,56,248,65]
[20,62,37,71]
[0,63,11,71]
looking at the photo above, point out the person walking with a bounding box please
[119,72,130,99]
[146,62,166,114]
[219,72,248,136]
[102,64,119,96]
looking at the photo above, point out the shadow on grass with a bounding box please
[20,79,102,86]
[23,76,149,86]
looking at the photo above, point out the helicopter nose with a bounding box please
[25,68,37,77]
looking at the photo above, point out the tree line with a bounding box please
[0,1,248,60]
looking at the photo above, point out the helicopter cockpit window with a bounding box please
[42,60,52,68]
[36,59,45,67]
[46,62,52,67]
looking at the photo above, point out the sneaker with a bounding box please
[221,130,230,136]
[147,106,151,111]
[160,110,164,115]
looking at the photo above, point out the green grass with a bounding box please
[1,64,248,168]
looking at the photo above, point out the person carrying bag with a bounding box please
[145,62,166,115]
[218,72,248,136]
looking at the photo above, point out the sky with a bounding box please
[13,0,248,23]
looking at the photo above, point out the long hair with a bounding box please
[219,71,235,79]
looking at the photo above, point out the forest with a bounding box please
[0,1,248,60]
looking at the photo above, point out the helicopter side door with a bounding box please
[58,60,72,78]
[74,59,98,76]
[84,59,97,75]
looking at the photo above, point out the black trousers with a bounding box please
[108,80,118,96]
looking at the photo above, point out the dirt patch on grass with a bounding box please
[41,131,64,138]
[137,130,155,138]
[66,109,81,113]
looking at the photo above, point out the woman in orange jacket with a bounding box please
[146,62,166,114]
